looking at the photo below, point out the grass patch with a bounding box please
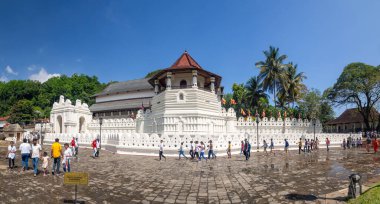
[348,182,380,204]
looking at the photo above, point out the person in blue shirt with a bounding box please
[284,139,289,154]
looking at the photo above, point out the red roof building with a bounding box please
[325,108,379,133]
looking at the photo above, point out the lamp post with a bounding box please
[256,113,260,152]
[99,117,103,149]
[313,119,316,141]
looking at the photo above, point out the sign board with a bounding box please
[64,172,89,185]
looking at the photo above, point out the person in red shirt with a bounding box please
[91,139,97,158]
[70,137,76,156]
[372,137,378,153]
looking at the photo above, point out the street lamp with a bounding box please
[99,117,103,149]
[256,113,260,152]
[313,119,316,141]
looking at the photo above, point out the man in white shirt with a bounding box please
[159,140,166,161]
[19,139,32,171]
[31,139,42,176]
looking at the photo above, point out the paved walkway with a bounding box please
[0,144,379,204]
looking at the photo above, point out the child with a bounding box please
[62,143,73,172]
[7,141,16,169]
[41,152,50,176]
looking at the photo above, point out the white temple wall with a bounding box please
[45,131,361,155]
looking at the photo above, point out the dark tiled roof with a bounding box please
[326,108,379,125]
[94,78,153,97]
[89,98,152,112]
[3,124,24,132]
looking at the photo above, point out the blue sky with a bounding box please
[0,1,379,116]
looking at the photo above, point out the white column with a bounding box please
[154,79,159,94]
[192,70,198,88]
[166,72,172,90]
[210,77,215,93]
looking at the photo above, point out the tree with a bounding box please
[255,46,288,107]
[8,99,35,124]
[280,63,307,108]
[244,76,268,110]
[145,69,162,78]
[327,63,380,130]
[232,83,248,117]
[299,89,322,120]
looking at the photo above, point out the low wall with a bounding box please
[44,132,360,156]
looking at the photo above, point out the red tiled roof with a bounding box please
[0,116,9,121]
[326,108,379,125]
[169,51,202,70]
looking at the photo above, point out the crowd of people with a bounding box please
[5,137,79,176]
[4,134,380,175]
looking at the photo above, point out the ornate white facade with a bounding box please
[50,95,92,134]
[45,52,359,155]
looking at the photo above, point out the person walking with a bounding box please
[62,143,73,172]
[41,152,49,176]
[372,137,378,154]
[326,138,330,151]
[304,139,308,153]
[75,138,79,156]
[194,141,200,159]
[207,140,215,159]
[366,136,371,152]
[7,141,16,169]
[178,142,187,160]
[262,140,268,155]
[269,139,275,155]
[91,139,97,158]
[70,137,77,156]
[189,141,194,159]
[159,140,166,161]
[298,138,302,154]
[244,139,249,160]
[51,138,63,176]
[96,139,100,157]
[31,139,42,176]
[343,139,346,150]
[246,141,251,160]
[227,141,232,159]
[240,141,244,156]
[19,139,32,171]
[198,141,207,161]
[284,139,289,154]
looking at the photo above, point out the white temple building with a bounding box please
[45,51,359,155]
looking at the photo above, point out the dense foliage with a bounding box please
[0,74,107,124]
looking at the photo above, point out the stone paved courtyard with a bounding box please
[1,144,380,204]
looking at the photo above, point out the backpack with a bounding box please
[285,141,289,147]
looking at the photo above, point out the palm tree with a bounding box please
[280,62,307,108]
[245,76,268,110]
[255,46,288,107]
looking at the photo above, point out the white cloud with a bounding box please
[29,68,60,83]
[27,65,37,71]
[5,65,18,75]
[0,75,8,82]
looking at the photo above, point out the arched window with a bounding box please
[180,80,187,88]
[179,93,184,100]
